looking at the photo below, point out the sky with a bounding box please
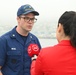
[0,0,76,26]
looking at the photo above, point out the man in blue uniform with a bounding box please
[0,4,41,75]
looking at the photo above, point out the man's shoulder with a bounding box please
[0,28,14,39]
[0,26,16,38]
[0,31,11,43]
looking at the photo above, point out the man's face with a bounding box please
[17,13,36,32]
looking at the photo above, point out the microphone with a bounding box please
[28,44,40,75]
[28,44,40,60]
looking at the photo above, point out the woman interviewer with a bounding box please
[35,11,76,75]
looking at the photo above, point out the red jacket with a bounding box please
[35,40,76,75]
[31,60,36,75]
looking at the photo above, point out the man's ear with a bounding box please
[17,17,20,23]
[17,17,20,21]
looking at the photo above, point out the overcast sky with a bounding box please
[0,0,76,26]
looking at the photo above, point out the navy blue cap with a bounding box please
[17,4,39,16]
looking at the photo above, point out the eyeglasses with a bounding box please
[19,16,37,23]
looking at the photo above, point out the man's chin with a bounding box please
[27,29,31,32]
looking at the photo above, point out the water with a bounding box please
[31,21,57,38]
[39,38,58,48]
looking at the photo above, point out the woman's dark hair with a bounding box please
[58,11,76,47]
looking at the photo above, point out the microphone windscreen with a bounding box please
[28,44,40,57]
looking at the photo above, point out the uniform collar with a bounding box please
[10,26,35,45]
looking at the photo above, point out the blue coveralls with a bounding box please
[0,26,41,75]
